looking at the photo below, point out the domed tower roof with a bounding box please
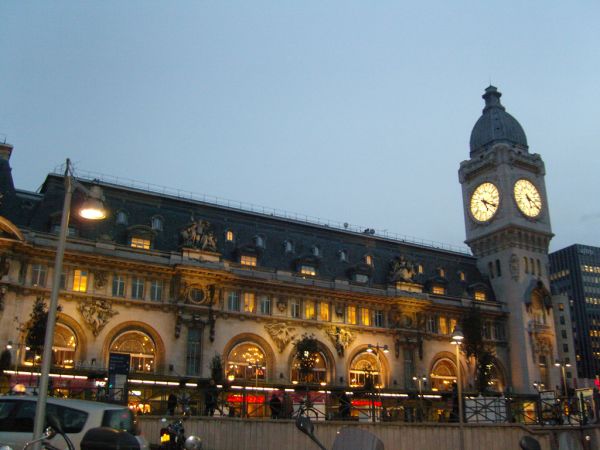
[469,86,528,156]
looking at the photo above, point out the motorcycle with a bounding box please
[159,418,202,450]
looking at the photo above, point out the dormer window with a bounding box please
[312,245,320,257]
[432,285,445,295]
[284,240,294,253]
[241,255,257,267]
[254,236,265,248]
[364,255,373,266]
[131,237,151,250]
[417,264,424,274]
[437,268,445,278]
[151,216,163,231]
[339,250,348,262]
[225,230,234,242]
[474,291,487,301]
[116,211,128,226]
[300,265,316,276]
[354,274,369,284]
[458,271,466,282]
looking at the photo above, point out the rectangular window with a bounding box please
[241,255,257,267]
[432,285,445,295]
[150,279,163,302]
[346,306,357,325]
[355,274,369,283]
[361,308,371,326]
[258,295,271,315]
[305,300,316,320]
[227,291,240,311]
[559,316,565,325]
[290,299,300,318]
[31,264,47,287]
[483,321,492,339]
[426,315,437,333]
[300,265,316,276]
[112,274,126,297]
[243,292,255,313]
[72,269,88,292]
[130,237,151,250]
[60,269,67,290]
[561,330,567,339]
[403,348,415,390]
[319,302,330,321]
[439,317,448,335]
[186,327,203,376]
[373,310,385,327]
[131,277,145,300]
[474,291,486,301]
[558,303,565,311]
[226,230,234,242]
[563,344,569,353]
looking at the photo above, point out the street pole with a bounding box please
[451,326,465,450]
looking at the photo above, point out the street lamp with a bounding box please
[5,341,31,375]
[412,375,427,421]
[554,359,571,398]
[32,159,106,448]
[451,325,464,450]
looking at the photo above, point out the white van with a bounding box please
[0,395,148,450]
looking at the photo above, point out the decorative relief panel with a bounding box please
[78,299,118,337]
[325,326,355,356]
[265,322,296,353]
[180,218,218,252]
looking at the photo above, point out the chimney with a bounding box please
[0,142,13,161]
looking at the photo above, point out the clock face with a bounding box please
[470,182,500,222]
[514,179,542,218]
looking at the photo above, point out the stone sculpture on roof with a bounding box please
[181,218,218,252]
[388,256,417,283]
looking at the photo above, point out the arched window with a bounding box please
[291,351,327,384]
[283,240,294,253]
[151,216,163,231]
[110,330,156,373]
[52,324,77,368]
[349,352,385,388]
[226,343,267,382]
[485,362,505,393]
[430,358,459,392]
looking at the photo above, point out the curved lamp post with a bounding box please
[32,159,107,448]
[554,359,571,398]
[412,375,427,421]
[451,325,464,450]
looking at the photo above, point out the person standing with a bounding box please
[269,393,282,419]
[167,393,178,416]
[204,379,218,416]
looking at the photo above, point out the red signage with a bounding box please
[226,394,265,404]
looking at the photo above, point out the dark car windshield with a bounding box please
[0,400,88,434]
[101,408,135,434]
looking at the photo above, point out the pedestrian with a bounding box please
[269,393,282,419]
[204,379,218,416]
[339,391,351,419]
[167,393,178,416]
[282,392,294,419]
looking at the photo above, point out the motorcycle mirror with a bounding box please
[46,415,63,436]
[295,416,314,437]
[519,436,541,450]
[184,435,203,450]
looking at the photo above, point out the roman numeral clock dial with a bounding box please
[514,179,542,218]
[470,182,500,223]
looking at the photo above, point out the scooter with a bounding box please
[159,418,203,450]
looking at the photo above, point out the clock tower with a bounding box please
[459,86,558,394]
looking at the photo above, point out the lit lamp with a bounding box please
[451,325,464,450]
[366,343,389,354]
[412,375,427,421]
[6,341,31,374]
[32,159,107,448]
[554,359,571,398]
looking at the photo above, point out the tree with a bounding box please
[25,297,49,356]
[294,335,319,382]
[461,304,495,394]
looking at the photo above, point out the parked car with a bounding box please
[0,395,148,450]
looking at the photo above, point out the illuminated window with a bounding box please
[319,302,330,321]
[226,343,266,381]
[72,269,88,292]
[225,230,234,242]
[439,317,448,335]
[346,306,357,324]
[31,264,47,287]
[350,352,384,388]
[112,274,125,297]
[474,291,487,301]
[131,277,145,300]
[430,359,458,392]
[300,265,316,276]
[150,279,163,302]
[243,292,255,313]
[291,351,326,384]
[558,303,565,311]
[432,285,445,295]
[110,330,156,373]
[241,255,257,267]
[131,237,151,250]
[417,264,423,274]
[361,308,371,326]
[438,268,445,277]
[449,318,457,334]
[52,324,77,368]
[305,300,316,320]
[365,255,373,266]
[458,271,466,282]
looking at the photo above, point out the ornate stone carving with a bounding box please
[388,256,417,283]
[93,271,107,289]
[276,298,288,313]
[265,322,296,353]
[180,219,217,252]
[77,299,118,337]
[510,254,520,281]
[186,284,215,306]
[325,326,355,356]
[334,303,344,318]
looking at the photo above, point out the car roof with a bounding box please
[1,395,129,411]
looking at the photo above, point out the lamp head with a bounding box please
[366,345,374,353]
[451,325,464,343]
[382,345,389,354]
[79,185,107,220]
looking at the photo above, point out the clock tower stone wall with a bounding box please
[459,86,558,394]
